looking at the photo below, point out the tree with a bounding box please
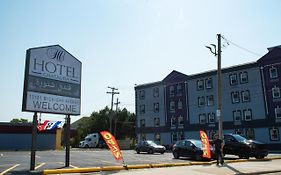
[10,118,29,123]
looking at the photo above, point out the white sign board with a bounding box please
[22,45,81,115]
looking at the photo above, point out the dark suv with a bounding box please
[135,140,166,154]
[223,134,268,159]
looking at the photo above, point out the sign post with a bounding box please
[30,112,38,170]
[22,45,81,170]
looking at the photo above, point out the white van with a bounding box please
[79,133,99,148]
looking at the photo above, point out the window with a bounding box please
[269,128,280,141]
[139,90,145,100]
[177,84,183,96]
[240,72,248,84]
[154,103,159,113]
[209,130,217,140]
[155,133,161,142]
[197,80,204,91]
[199,114,207,124]
[170,101,175,113]
[205,78,213,89]
[140,119,145,127]
[169,86,175,97]
[178,99,183,109]
[229,73,238,85]
[153,87,159,97]
[208,113,215,123]
[233,110,242,122]
[235,129,245,136]
[140,133,146,140]
[244,109,252,121]
[154,118,160,127]
[241,90,250,102]
[246,128,255,140]
[178,115,184,126]
[171,132,177,142]
[272,86,281,99]
[171,116,176,126]
[178,132,185,140]
[269,67,278,79]
[207,95,214,106]
[140,105,145,114]
[231,91,240,103]
[275,107,281,119]
[198,96,205,107]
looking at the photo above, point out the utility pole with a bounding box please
[107,86,119,133]
[114,98,120,137]
[206,33,223,140]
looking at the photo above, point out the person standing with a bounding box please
[213,134,224,165]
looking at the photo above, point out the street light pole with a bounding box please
[206,33,223,140]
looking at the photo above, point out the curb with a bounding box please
[43,156,281,174]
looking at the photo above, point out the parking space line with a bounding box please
[35,163,46,170]
[69,165,79,169]
[0,164,20,175]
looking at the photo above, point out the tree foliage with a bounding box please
[71,106,135,147]
[10,118,29,123]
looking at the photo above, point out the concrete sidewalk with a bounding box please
[112,159,281,175]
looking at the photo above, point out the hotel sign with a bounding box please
[22,45,82,115]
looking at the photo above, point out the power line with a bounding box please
[221,36,261,57]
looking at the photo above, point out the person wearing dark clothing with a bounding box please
[213,134,224,165]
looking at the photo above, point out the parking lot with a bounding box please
[0,149,280,174]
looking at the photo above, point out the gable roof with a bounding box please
[162,70,188,84]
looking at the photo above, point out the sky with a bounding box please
[0,0,281,123]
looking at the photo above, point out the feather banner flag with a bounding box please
[37,120,62,131]
[200,130,211,159]
[100,131,123,161]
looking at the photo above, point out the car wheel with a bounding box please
[136,149,140,154]
[161,151,164,154]
[173,151,179,159]
[194,154,201,161]
[148,149,154,154]
[85,144,89,148]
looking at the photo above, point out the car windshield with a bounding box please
[232,134,247,142]
[146,140,158,146]
[191,140,203,148]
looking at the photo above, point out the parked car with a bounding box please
[172,139,214,160]
[135,140,166,154]
[223,133,268,159]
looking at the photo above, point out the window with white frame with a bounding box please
[139,90,145,100]
[178,115,184,126]
[153,87,159,97]
[178,132,185,140]
[269,128,280,141]
[233,110,242,122]
[241,90,250,102]
[272,86,281,99]
[178,99,183,109]
[197,79,204,91]
[169,86,175,97]
[177,84,183,96]
[240,72,248,84]
[244,109,252,121]
[208,113,215,123]
[154,118,160,127]
[207,95,214,106]
[205,78,213,89]
[199,114,207,124]
[171,116,176,126]
[269,67,278,79]
[229,73,238,85]
[140,119,145,127]
[231,91,240,103]
[140,105,145,114]
[198,96,205,107]
[154,103,159,112]
[170,101,175,112]
[171,132,177,142]
[275,107,281,119]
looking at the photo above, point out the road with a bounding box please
[0,149,280,174]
